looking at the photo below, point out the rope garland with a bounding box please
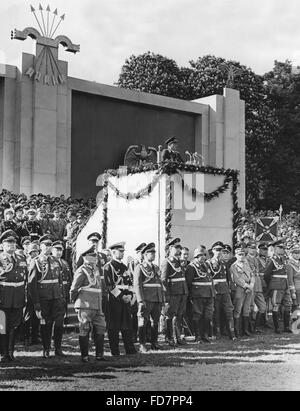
[101,181,108,250]
[165,177,173,253]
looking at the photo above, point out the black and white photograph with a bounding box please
[0,0,299,394]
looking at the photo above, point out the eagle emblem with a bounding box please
[124,145,157,167]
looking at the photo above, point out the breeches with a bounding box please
[77,309,106,336]
[233,291,253,318]
[270,289,292,312]
[137,301,162,327]
[40,299,65,327]
[192,297,214,321]
[215,293,234,322]
[165,295,187,319]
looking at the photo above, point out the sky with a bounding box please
[1,0,300,85]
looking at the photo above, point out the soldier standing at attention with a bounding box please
[0,230,28,362]
[230,244,255,338]
[185,247,216,343]
[103,242,136,356]
[128,243,146,343]
[22,209,43,237]
[264,239,293,334]
[28,235,66,358]
[161,238,188,346]
[133,243,164,353]
[70,247,106,362]
[207,242,235,340]
[161,137,184,163]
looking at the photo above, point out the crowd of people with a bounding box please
[0,185,299,363]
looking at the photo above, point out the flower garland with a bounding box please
[101,161,240,250]
[165,178,173,252]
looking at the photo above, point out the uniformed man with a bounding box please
[0,209,18,236]
[63,210,77,269]
[206,242,235,340]
[230,244,255,338]
[0,230,28,362]
[70,246,106,362]
[128,243,146,343]
[133,243,164,353]
[103,242,136,356]
[52,241,72,324]
[186,247,216,343]
[161,137,184,163]
[264,239,293,334]
[287,244,300,310]
[77,233,107,318]
[161,238,188,346]
[28,234,66,358]
[22,209,43,237]
[49,208,66,241]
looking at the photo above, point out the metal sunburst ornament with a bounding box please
[220,63,242,89]
[11,4,80,86]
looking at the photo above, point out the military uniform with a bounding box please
[287,258,300,307]
[161,256,188,344]
[57,257,72,322]
[264,253,292,333]
[133,260,164,349]
[0,250,28,361]
[0,220,18,237]
[70,256,106,362]
[22,220,43,237]
[185,259,215,342]
[104,258,136,356]
[206,257,234,336]
[230,259,255,337]
[161,149,184,163]
[29,254,65,357]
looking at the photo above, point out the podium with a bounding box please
[76,163,239,265]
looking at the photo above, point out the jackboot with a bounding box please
[171,317,178,346]
[193,320,201,343]
[254,313,264,334]
[165,319,175,346]
[272,311,281,334]
[234,318,241,339]
[94,333,107,361]
[138,326,148,353]
[79,335,89,362]
[0,334,11,363]
[54,326,65,357]
[175,320,187,345]
[121,329,137,355]
[40,325,50,358]
[228,319,237,341]
[283,311,293,333]
[108,329,120,356]
[243,317,252,337]
[150,324,162,350]
[8,329,16,361]
[201,319,212,343]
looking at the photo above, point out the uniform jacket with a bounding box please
[103,259,133,301]
[264,255,289,291]
[22,220,43,237]
[133,262,163,303]
[161,149,184,163]
[230,259,255,298]
[64,221,78,248]
[161,257,188,298]
[70,264,103,311]
[57,258,72,301]
[257,255,269,290]
[0,252,28,309]
[287,258,300,293]
[29,255,64,309]
[185,260,215,298]
[36,217,50,235]
[48,218,66,241]
[0,220,18,236]
[206,258,230,295]
[246,254,263,293]
[77,251,107,296]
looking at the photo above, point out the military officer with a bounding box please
[257,242,272,328]
[52,241,72,324]
[246,240,267,333]
[22,209,43,237]
[28,235,66,358]
[0,209,18,236]
[161,137,184,163]
[103,242,136,356]
[264,239,293,334]
[128,243,146,343]
[70,247,106,362]
[0,230,28,362]
[133,243,164,353]
[230,244,255,338]
[186,247,216,343]
[206,242,235,340]
[161,238,188,346]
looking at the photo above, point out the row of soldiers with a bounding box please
[0,228,299,363]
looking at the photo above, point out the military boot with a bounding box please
[138,326,148,353]
[175,320,187,345]
[8,329,16,361]
[54,326,65,357]
[283,311,293,333]
[79,335,90,362]
[150,324,162,350]
[0,334,11,363]
[272,311,281,334]
[193,320,201,343]
[254,312,264,334]
[234,318,241,339]
[228,319,237,341]
[40,325,50,359]
[242,317,252,337]
[94,333,107,361]
[201,319,212,344]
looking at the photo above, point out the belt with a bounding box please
[143,283,161,288]
[1,281,25,288]
[81,287,101,294]
[273,275,287,279]
[100,276,104,280]
[213,279,227,284]
[63,281,68,285]
[170,278,185,283]
[40,279,59,285]
[117,285,129,290]
[192,282,212,286]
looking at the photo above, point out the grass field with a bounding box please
[0,331,299,391]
